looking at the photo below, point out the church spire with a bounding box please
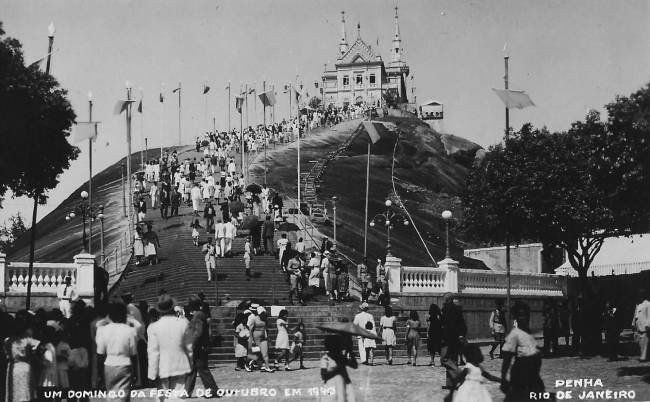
[392,6,403,63]
[339,11,348,56]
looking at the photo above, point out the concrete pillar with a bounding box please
[0,253,5,296]
[439,257,459,293]
[73,253,95,298]
[385,254,402,294]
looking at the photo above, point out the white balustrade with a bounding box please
[458,269,565,297]
[557,261,650,277]
[401,267,447,293]
[5,263,78,294]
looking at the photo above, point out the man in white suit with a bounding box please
[214,219,226,257]
[57,276,78,318]
[147,294,192,397]
[224,218,237,257]
[353,302,374,364]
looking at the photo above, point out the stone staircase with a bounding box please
[208,304,433,365]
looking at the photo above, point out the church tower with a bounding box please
[339,11,349,56]
[391,6,403,64]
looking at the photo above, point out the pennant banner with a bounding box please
[235,96,244,114]
[113,100,135,115]
[492,88,535,109]
[159,93,164,103]
[258,90,277,107]
[361,121,382,144]
[73,122,99,143]
[203,85,210,94]
[137,100,143,113]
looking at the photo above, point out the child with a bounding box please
[190,219,202,246]
[291,323,306,369]
[363,321,377,366]
[452,344,500,402]
[55,331,72,393]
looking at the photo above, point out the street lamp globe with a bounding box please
[97,213,104,220]
[65,216,70,221]
[69,212,76,218]
[369,221,376,227]
[385,199,392,207]
[80,190,89,199]
[385,220,390,226]
[332,196,338,203]
[442,210,452,220]
[48,22,56,38]
[403,219,409,226]
[88,91,93,101]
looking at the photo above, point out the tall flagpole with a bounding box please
[88,92,93,254]
[125,82,134,239]
[253,82,257,128]
[227,81,231,132]
[240,96,244,184]
[245,83,249,129]
[139,88,144,170]
[504,54,511,322]
[177,81,182,146]
[263,81,267,185]
[296,78,301,208]
[160,84,165,159]
[204,83,208,133]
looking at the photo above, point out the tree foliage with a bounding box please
[0,213,28,253]
[462,86,650,281]
[0,22,79,205]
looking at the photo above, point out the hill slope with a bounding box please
[248,115,485,267]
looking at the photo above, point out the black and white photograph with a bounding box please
[1,1,649,401]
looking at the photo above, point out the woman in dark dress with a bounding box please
[427,303,442,366]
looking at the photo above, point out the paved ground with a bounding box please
[89,346,650,401]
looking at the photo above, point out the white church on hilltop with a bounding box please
[321,7,411,108]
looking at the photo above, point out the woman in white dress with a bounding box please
[274,309,291,370]
[380,306,397,365]
[453,345,500,402]
[133,227,145,265]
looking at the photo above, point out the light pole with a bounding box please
[65,191,102,253]
[88,91,93,254]
[26,21,56,311]
[369,199,409,256]
[98,207,105,268]
[442,210,452,259]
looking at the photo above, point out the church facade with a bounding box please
[322,8,410,108]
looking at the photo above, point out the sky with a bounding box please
[1,0,649,225]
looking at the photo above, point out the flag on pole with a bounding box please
[203,84,211,94]
[137,100,143,113]
[113,100,135,115]
[248,88,255,95]
[172,87,181,93]
[225,83,230,90]
[361,121,382,144]
[492,88,535,109]
[73,122,99,143]
[235,96,244,113]
[258,90,277,107]
[159,93,164,103]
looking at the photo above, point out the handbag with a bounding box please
[251,345,261,353]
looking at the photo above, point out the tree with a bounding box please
[308,96,321,110]
[0,213,28,253]
[0,23,79,309]
[463,117,644,289]
[589,84,650,232]
[0,23,79,204]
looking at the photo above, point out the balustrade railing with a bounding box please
[558,261,650,277]
[6,263,77,293]
[401,266,447,293]
[458,269,564,297]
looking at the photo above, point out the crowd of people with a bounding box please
[2,291,220,401]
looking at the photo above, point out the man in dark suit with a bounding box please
[184,296,219,397]
[262,215,275,255]
[170,186,181,217]
[440,293,467,392]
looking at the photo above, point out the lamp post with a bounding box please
[369,199,409,256]
[323,196,338,246]
[97,207,105,268]
[65,191,103,253]
[26,21,56,311]
[442,210,452,259]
